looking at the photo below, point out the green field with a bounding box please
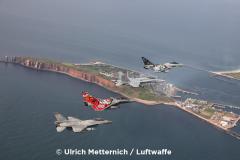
[200,108,215,119]
[13,56,174,103]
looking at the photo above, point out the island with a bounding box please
[1,56,240,139]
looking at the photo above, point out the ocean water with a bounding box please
[0,0,240,71]
[0,0,240,160]
[0,63,240,160]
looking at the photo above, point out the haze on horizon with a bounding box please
[0,0,239,70]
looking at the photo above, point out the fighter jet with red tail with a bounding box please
[82,91,130,111]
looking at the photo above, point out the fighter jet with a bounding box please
[54,112,111,133]
[82,91,130,111]
[141,57,183,72]
[115,72,165,87]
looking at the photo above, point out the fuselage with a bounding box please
[56,119,111,127]
[153,65,168,72]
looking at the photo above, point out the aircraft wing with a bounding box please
[92,104,111,111]
[164,62,183,68]
[56,126,66,132]
[72,125,87,132]
[139,78,159,83]
[68,116,81,121]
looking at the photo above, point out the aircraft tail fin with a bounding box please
[126,71,132,80]
[126,71,130,79]
[82,91,90,98]
[54,112,67,121]
[141,57,154,66]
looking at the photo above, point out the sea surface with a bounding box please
[0,0,240,160]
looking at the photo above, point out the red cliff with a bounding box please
[16,57,116,89]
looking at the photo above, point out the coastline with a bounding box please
[213,69,240,74]
[168,102,240,139]
[172,102,229,131]
[1,56,240,140]
[11,60,167,105]
[212,70,240,81]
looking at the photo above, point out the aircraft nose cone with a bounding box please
[106,120,112,124]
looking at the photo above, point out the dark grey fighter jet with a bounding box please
[141,57,183,72]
